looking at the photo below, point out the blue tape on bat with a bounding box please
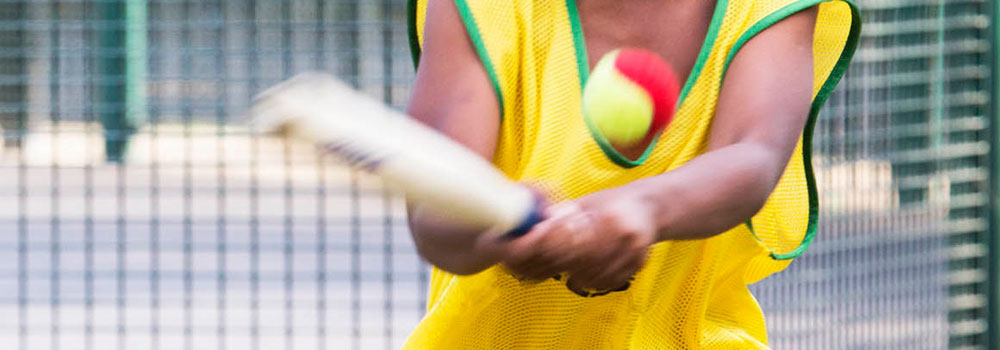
[503,196,545,239]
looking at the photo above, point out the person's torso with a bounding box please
[405,0,860,348]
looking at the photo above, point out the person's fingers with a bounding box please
[503,207,591,281]
[581,232,649,290]
[510,228,580,280]
[566,265,634,297]
[565,247,619,291]
[577,255,638,292]
[503,217,554,260]
[565,265,598,294]
[564,245,609,295]
[504,242,560,281]
[564,223,642,296]
[501,216,564,280]
[506,259,562,282]
[544,201,583,220]
[536,209,596,272]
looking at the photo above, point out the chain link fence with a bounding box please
[0,0,994,349]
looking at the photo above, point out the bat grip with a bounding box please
[502,195,546,239]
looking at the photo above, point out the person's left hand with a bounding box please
[501,188,658,296]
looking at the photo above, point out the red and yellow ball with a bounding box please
[583,48,681,149]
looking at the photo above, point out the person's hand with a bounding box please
[501,188,658,296]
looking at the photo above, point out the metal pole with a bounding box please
[989,0,1000,348]
[126,0,147,138]
[96,0,145,162]
[0,1,26,148]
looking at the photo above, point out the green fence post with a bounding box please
[990,0,1000,347]
[126,0,147,140]
[0,2,26,148]
[96,0,146,163]
[991,0,1000,349]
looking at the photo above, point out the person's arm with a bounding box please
[504,7,819,293]
[405,0,507,275]
[625,7,818,240]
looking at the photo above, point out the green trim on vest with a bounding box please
[406,0,507,121]
[407,0,421,68]
[725,0,862,260]
[567,0,589,92]
[452,0,506,121]
[570,0,731,168]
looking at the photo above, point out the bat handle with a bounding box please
[502,195,546,239]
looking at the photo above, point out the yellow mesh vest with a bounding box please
[406,0,860,348]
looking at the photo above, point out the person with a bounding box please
[403,0,860,348]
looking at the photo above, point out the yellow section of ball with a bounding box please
[582,51,654,148]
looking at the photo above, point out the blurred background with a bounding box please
[0,0,996,349]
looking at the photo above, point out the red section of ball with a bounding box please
[613,48,682,139]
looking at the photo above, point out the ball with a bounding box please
[582,48,681,149]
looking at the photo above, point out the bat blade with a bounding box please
[250,73,541,237]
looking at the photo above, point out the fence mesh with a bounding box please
[0,0,993,349]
